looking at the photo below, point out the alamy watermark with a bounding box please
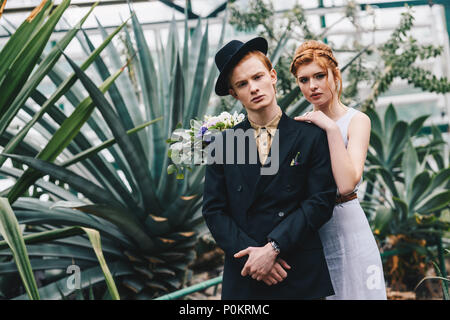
[169,128,280,175]
[67,264,81,290]
[366,265,383,290]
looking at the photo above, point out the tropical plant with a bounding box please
[360,6,450,111]
[363,104,450,292]
[0,1,227,299]
[415,249,450,300]
[227,0,374,106]
[226,0,370,120]
[0,197,120,300]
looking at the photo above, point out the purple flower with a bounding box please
[196,126,208,138]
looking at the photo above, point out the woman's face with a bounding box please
[295,61,337,109]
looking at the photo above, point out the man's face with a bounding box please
[228,55,277,112]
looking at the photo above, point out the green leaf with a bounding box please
[0,16,131,169]
[185,21,209,123]
[62,51,164,216]
[13,261,133,300]
[372,207,393,237]
[402,141,418,192]
[416,191,450,214]
[285,96,311,117]
[198,7,227,117]
[387,121,408,163]
[0,166,80,202]
[186,18,203,103]
[176,173,185,180]
[279,87,301,110]
[384,103,397,137]
[0,0,71,134]
[393,196,408,220]
[53,202,154,251]
[0,0,51,85]
[2,153,124,208]
[409,114,429,137]
[7,67,125,204]
[369,131,385,163]
[79,25,147,195]
[408,171,431,210]
[157,55,184,201]
[365,107,383,137]
[428,168,450,192]
[61,117,162,168]
[377,167,399,198]
[430,124,444,141]
[82,227,120,300]
[167,164,177,175]
[130,10,160,120]
[0,1,97,151]
[0,198,40,300]
[12,198,133,247]
[270,27,290,67]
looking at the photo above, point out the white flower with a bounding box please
[168,111,247,175]
[206,116,219,128]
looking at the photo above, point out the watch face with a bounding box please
[270,241,280,253]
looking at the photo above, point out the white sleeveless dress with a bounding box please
[319,108,387,300]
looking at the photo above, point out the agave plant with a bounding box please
[363,104,450,235]
[0,0,227,299]
[362,104,450,291]
[0,0,136,299]
[0,197,120,300]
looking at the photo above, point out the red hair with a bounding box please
[290,40,342,102]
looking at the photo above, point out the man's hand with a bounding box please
[234,243,279,281]
[261,258,291,286]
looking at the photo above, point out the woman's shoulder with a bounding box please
[348,109,371,135]
[350,109,371,125]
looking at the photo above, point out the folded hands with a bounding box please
[234,243,291,286]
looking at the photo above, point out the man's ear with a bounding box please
[270,68,278,85]
[229,88,238,99]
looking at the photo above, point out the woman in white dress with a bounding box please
[290,40,387,300]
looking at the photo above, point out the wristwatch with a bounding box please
[269,239,280,254]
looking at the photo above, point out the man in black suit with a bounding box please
[202,37,337,299]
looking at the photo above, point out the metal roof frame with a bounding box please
[0,1,448,41]
[1,0,228,19]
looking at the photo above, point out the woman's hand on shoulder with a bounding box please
[294,110,337,132]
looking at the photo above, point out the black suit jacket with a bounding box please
[202,112,337,299]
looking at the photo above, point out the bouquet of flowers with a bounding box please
[166,111,246,179]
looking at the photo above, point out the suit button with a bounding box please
[286,184,292,191]
[237,185,243,192]
[278,211,285,217]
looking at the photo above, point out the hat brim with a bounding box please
[215,37,268,96]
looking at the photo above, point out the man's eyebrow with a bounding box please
[233,71,265,85]
[233,79,246,86]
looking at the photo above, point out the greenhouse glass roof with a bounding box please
[1,0,449,127]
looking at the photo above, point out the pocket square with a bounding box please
[290,151,301,166]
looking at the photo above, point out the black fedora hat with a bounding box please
[214,37,268,96]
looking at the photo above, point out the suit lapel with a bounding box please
[234,118,260,194]
[251,112,300,202]
[235,112,301,212]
